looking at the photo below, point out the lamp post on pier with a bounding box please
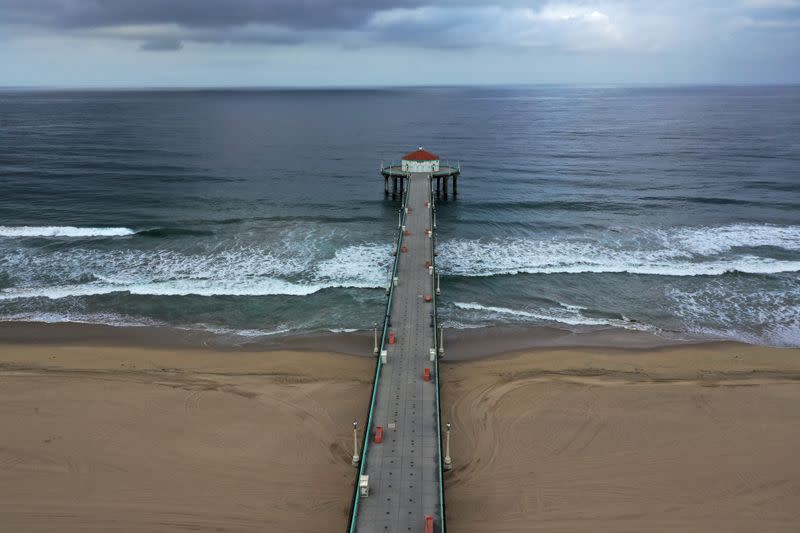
[352,421,360,467]
[444,423,452,471]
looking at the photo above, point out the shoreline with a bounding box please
[0,320,736,359]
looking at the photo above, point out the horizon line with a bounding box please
[2,81,800,92]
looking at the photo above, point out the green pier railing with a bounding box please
[347,185,409,532]
[347,173,446,532]
[429,179,446,533]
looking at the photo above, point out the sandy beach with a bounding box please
[0,340,373,532]
[2,328,800,531]
[442,343,800,532]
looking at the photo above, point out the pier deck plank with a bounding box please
[354,172,441,532]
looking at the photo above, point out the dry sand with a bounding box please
[0,343,372,532]
[442,343,800,532]
[2,337,800,532]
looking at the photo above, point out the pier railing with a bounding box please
[429,178,446,533]
[348,184,409,532]
[380,162,461,179]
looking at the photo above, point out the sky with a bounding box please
[0,0,798,87]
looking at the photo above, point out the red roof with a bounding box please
[402,147,439,161]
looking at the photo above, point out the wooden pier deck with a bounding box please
[349,172,445,532]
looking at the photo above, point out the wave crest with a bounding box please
[438,224,800,277]
[453,301,654,330]
[0,226,135,238]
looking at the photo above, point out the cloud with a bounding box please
[0,0,426,31]
[734,0,800,30]
[741,0,800,8]
[364,4,622,51]
[139,37,183,51]
[0,0,798,84]
[1,1,629,52]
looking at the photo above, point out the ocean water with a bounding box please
[0,86,798,346]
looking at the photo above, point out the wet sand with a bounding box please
[0,320,699,357]
[2,329,800,532]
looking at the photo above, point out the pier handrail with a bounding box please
[348,183,409,532]
[380,163,460,179]
[429,178,447,533]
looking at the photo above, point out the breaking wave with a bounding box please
[0,226,135,237]
[438,224,800,277]
[0,243,391,300]
[453,301,655,331]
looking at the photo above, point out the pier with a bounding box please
[349,149,453,532]
[381,148,460,199]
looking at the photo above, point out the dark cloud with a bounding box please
[139,38,183,51]
[0,0,527,50]
[0,0,797,56]
[0,0,427,31]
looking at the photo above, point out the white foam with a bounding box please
[0,241,389,300]
[0,277,380,300]
[188,324,294,337]
[438,235,800,277]
[0,312,294,338]
[315,243,392,287]
[453,301,654,331]
[0,226,135,237]
[0,311,161,328]
[666,224,800,255]
[667,282,800,347]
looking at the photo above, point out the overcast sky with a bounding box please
[0,0,798,87]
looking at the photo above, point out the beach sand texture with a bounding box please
[0,345,372,532]
[1,339,800,531]
[443,344,800,533]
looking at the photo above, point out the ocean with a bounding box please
[0,86,798,346]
